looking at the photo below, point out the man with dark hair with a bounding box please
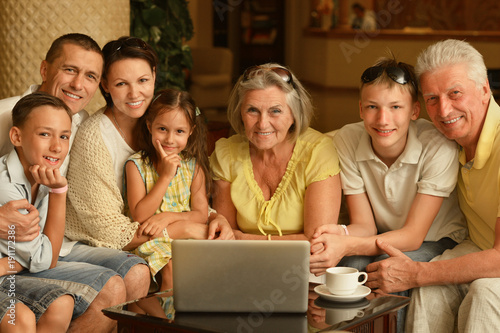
[0,33,104,247]
[0,33,149,332]
[44,33,103,64]
[0,32,104,253]
[0,33,103,158]
[0,32,103,246]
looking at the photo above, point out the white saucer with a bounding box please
[314,284,371,303]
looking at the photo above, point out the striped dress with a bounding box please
[124,152,196,286]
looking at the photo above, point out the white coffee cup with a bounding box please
[325,267,368,295]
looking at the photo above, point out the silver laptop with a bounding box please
[172,239,310,313]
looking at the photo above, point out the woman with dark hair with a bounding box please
[65,36,158,250]
[65,37,232,252]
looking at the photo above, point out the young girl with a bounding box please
[124,88,211,292]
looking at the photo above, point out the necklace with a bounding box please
[110,108,127,142]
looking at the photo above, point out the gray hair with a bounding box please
[227,63,313,142]
[415,39,488,90]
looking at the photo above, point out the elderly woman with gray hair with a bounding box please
[211,63,341,240]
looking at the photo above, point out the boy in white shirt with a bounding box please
[310,57,467,274]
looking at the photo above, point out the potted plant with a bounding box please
[130,0,194,90]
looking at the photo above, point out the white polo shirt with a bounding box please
[333,119,467,243]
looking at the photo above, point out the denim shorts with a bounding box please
[17,242,146,319]
[60,242,146,279]
[0,276,73,322]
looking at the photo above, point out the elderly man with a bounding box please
[365,39,500,332]
[0,33,149,332]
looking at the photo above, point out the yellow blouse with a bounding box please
[210,128,340,236]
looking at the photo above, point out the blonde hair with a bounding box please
[361,56,419,102]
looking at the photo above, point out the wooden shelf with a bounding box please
[238,0,285,72]
[305,27,500,42]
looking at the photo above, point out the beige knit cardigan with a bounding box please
[65,108,140,249]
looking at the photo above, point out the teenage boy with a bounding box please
[0,92,79,332]
[310,57,466,274]
[365,39,500,332]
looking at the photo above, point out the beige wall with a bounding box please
[294,37,500,89]
[0,0,130,113]
[292,36,500,131]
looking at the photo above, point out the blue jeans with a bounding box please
[338,237,458,333]
[338,237,458,272]
[0,276,73,322]
[17,242,146,319]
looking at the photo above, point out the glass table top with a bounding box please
[103,283,409,333]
